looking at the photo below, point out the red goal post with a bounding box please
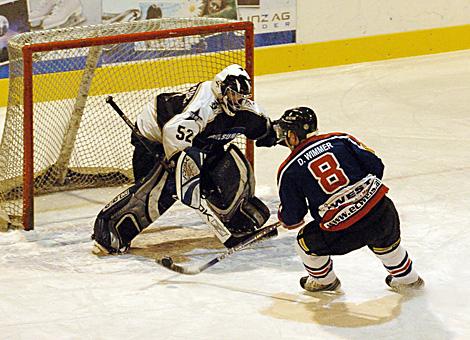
[0,18,254,231]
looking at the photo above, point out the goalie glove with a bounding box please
[255,119,285,147]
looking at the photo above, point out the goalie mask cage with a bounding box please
[0,18,254,231]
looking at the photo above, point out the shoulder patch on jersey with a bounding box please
[183,84,200,106]
[186,110,202,121]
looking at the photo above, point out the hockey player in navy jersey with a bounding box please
[92,64,279,254]
[276,107,424,293]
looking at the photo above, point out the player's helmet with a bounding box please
[278,107,318,141]
[212,64,252,116]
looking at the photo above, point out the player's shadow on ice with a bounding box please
[140,227,450,337]
[261,289,451,338]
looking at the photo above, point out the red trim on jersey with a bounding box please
[319,185,389,232]
[281,220,305,230]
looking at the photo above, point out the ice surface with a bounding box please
[1,50,470,339]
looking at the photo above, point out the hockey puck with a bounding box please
[160,256,174,268]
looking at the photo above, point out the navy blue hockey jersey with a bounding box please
[277,132,389,231]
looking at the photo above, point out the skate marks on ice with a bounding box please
[157,278,402,327]
[263,291,451,338]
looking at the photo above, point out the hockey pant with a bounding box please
[295,196,418,284]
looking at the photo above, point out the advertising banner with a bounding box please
[102,0,238,22]
[239,0,296,47]
[0,0,29,68]
[0,0,102,78]
[0,0,296,79]
[28,0,101,31]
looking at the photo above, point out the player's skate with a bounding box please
[385,275,425,292]
[41,0,85,29]
[29,0,57,28]
[300,276,341,292]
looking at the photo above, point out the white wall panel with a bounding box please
[297,0,470,44]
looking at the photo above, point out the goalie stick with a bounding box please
[106,95,173,173]
[106,96,154,154]
[156,221,280,275]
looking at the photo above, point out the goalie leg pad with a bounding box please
[225,196,270,236]
[92,162,175,253]
[204,145,273,241]
[175,147,204,209]
[222,196,277,248]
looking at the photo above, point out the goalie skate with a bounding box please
[91,241,112,256]
[29,0,56,28]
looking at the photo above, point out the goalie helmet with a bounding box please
[278,107,318,141]
[212,64,252,116]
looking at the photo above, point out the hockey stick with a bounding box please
[156,221,280,275]
[106,96,173,173]
[106,96,154,154]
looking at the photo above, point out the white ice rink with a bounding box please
[1,50,470,339]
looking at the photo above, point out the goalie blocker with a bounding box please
[92,144,274,253]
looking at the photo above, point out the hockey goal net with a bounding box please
[0,18,254,230]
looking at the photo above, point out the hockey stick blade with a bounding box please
[156,221,280,275]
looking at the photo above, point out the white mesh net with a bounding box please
[0,18,252,228]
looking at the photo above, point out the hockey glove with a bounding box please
[255,120,285,147]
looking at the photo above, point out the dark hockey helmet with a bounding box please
[278,107,318,141]
[212,64,252,116]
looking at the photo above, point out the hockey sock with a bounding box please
[372,243,418,284]
[295,242,338,285]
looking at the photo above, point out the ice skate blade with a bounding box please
[302,289,344,297]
